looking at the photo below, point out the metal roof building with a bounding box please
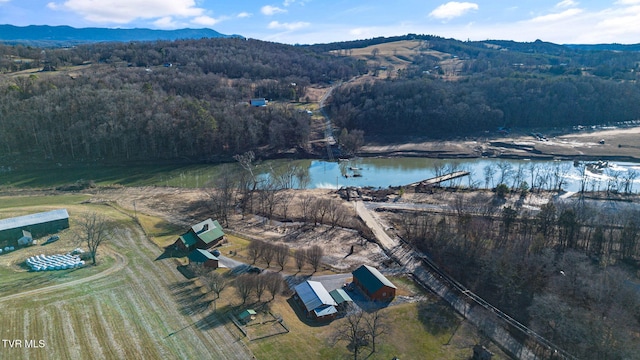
[352,264,397,301]
[294,280,337,321]
[174,218,225,250]
[0,209,69,242]
[187,249,219,268]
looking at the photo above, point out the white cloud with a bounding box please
[261,5,286,16]
[530,8,584,23]
[616,0,640,4]
[268,20,309,30]
[154,16,178,28]
[556,0,578,8]
[237,12,251,18]
[429,2,478,20]
[192,15,224,26]
[53,0,204,23]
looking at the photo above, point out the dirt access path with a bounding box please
[0,248,127,303]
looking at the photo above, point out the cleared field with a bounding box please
[0,202,252,360]
[333,40,453,78]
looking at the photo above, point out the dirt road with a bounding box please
[0,248,127,303]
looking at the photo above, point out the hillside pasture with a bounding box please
[333,40,452,77]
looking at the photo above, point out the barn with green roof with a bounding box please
[352,264,396,301]
[173,218,224,251]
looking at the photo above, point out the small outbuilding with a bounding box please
[294,280,338,322]
[174,218,225,251]
[17,230,33,246]
[238,309,257,324]
[329,288,353,312]
[352,264,396,301]
[187,249,219,268]
[249,98,267,107]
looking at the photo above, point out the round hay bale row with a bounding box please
[26,253,85,271]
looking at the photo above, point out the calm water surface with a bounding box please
[299,158,640,193]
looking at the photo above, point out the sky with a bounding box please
[1,0,640,45]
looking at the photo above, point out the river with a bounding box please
[289,157,640,193]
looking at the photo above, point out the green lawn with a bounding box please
[0,163,234,188]
[0,194,90,209]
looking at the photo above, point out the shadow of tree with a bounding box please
[416,299,461,335]
[171,279,214,316]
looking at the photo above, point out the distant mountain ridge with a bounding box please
[0,24,240,45]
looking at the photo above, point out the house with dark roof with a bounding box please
[352,264,396,301]
[294,280,338,321]
[173,218,225,251]
[187,249,219,268]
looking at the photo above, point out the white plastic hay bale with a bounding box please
[0,249,3,254]
[9,246,14,251]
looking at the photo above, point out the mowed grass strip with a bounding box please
[0,194,90,209]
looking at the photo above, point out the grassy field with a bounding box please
[0,199,252,360]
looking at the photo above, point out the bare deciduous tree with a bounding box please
[294,247,306,272]
[334,309,368,360]
[261,242,276,268]
[247,240,265,264]
[364,309,389,353]
[298,195,314,222]
[206,168,235,227]
[275,244,290,270]
[75,212,113,265]
[235,274,256,305]
[202,271,228,311]
[264,272,284,300]
[254,273,267,301]
[327,200,347,228]
[307,245,324,273]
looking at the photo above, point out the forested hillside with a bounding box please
[327,36,640,139]
[0,38,366,163]
[2,34,640,164]
[329,76,640,137]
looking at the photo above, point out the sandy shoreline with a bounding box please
[359,126,640,162]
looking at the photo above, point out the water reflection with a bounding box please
[292,158,640,193]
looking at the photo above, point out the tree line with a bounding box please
[395,193,640,358]
[328,75,640,139]
[0,38,367,164]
